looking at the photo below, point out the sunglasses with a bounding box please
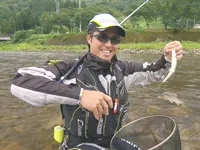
[91,33,121,45]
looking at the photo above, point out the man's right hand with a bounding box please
[80,90,113,120]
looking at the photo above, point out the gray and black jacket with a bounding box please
[10,52,170,147]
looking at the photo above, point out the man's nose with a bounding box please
[104,39,113,47]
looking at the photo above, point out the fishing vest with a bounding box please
[61,62,129,140]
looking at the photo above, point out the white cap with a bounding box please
[87,13,126,37]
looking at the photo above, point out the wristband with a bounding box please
[79,88,84,100]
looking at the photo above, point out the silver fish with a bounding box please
[158,92,185,107]
[162,49,177,83]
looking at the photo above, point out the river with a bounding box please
[0,51,199,150]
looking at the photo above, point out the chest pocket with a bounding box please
[68,103,129,139]
[69,65,129,139]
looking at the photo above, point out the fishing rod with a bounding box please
[58,0,150,83]
[120,0,150,25]
[119,0,177,83]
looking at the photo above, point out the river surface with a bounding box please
[0,51,199,150]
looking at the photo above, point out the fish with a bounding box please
[158,92,185,107]
[162,49,177,83]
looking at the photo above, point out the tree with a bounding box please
[1,0,200,34]
[15,12,24,31]
[0,5,12,21]
[7,16,16,33]
[29,0,55,15]
[40,12,57,33]
[0,20,9,34]
[13,30,28,42]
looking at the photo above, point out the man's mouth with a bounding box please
[101,50,111,55]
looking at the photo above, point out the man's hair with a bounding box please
[87,29,95,50]
[87,26,99,50]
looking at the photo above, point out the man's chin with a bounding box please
[101,55,112,61]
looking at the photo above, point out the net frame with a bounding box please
[110,115,180,150]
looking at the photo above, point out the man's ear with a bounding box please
[86,34,92,45]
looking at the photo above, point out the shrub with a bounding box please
[26,29,36,37]
[13,30,28,43]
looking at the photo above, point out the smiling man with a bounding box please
[87,28,120,60]
[10,13,183,150]
[86,13,125,61]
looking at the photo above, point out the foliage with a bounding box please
[25,34,54,44]
[26,29,36,37]
[0,0,200,35]
[1,40,199,51]
[13,30,28,42]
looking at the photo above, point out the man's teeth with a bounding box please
[102,50,111,54]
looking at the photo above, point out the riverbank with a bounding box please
[0,41,200,55]
[119,48,200,55]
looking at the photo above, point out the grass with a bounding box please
[181,41,200,50]
[0,41,88,51]
[0,41,199,51]
[0,29,199,51]
[120,41,200,50]
[119,42,166,49]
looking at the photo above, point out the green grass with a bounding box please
[119,41,200,50]
[0,42,88,51]
[0,41,199,51]
[181,41,200,50]
[119,42,166,49]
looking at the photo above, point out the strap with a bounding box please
[58,52,88,83]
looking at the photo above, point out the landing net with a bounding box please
[110,115,181,150]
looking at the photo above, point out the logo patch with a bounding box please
[77,119,84,136]
[97,118,103,135]
[77,64,83,74]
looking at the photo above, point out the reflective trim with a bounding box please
[18,67,56,80]
[98,74,113,96]
[124,69,167,89]
[10,84,79,106]
[143,62,155,69]
[76,143,105,150]
[98,75,107,93]
[63,78,76,85]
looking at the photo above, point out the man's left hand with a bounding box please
[164,41,183,60]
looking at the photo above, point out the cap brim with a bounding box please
[97,25,126,37]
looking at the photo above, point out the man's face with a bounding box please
[87,27,120,61]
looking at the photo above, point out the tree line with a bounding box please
[0,0,200,35]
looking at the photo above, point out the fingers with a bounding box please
[176,49,183,60]
[165,41,181,52]
[103,94,113,109]
[93,108,100,120]
[97,102,103,118]
[95,95,110,120]
[93,101,107,120]
[164,41,183,60]
[101,100,109,116]
[80,90,112,120]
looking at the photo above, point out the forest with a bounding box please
[0,0,200,35]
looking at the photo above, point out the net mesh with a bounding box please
[110,115,181,150]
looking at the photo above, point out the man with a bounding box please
[10,13,183,150]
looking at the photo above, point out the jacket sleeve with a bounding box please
[10,59,82,106]
[120,54,171,89]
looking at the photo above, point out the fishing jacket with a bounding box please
[10,52,170,147]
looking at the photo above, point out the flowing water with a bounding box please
[0,51,199,150]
